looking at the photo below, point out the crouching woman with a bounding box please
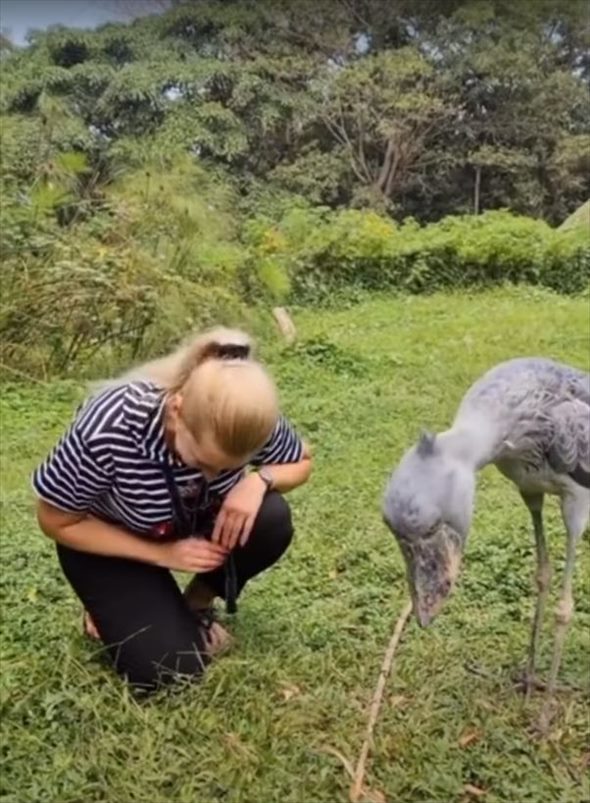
[32,328,311,693]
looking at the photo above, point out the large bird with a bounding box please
[383,357,589,724]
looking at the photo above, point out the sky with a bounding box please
[0,1,371,51]
[0,0,139,45]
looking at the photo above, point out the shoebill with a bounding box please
[383,358,589,724]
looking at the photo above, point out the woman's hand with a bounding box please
[212,474,266,550]
[157,538,228,573]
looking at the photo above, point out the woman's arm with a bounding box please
[212,444,312,548]
[38,500,162,562]
[254,441,312,493]
[37,500,227,572]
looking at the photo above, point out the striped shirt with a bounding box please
[32,381,304,537]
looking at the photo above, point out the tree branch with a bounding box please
[321,104,371,184]
[349,600,413,803]
[375,135,395,192]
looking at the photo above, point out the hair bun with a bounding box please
[211,343,250,360]
[203,342,251,362]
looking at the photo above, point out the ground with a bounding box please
[1,287,589,803]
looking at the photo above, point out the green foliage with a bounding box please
[310,47,453,209]
[430,1,590,222]
[245,208,590,301]
[2,149,587,379]
[540,225,590,295]
[269,148,352,206]
[284,337,370,378]
[1,290,589,802]
[1,0,589,379]
[174,101,249,162]
[1,0,588,222]
[0,152,263,379]
[0,237,159,377]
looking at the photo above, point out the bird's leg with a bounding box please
[521,496,551,699]
[538,526,578,732]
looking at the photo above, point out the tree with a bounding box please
[426,0,590,221]
[1,0,587,222]
[314,49,455,210]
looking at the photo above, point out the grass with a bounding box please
[1,286,589,803]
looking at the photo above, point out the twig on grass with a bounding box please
[349,600,413,803]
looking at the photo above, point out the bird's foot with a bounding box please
[533,697,559,738]
[466,663,547,695]
[512,669,580,697]
[512,669,543,699]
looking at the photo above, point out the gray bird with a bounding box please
[383,357,589,719]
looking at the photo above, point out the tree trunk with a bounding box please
[272,307,297,344]
[473,165,482,215]
[375,137,395,193]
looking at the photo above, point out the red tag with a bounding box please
[152,521,173,539]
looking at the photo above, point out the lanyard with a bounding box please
[160,463,237,614]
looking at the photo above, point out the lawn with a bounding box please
[1,287,589,803]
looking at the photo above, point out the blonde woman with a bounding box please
[33,328,312,692]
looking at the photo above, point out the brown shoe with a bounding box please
[82,610,101,641]
[194,608,234,658]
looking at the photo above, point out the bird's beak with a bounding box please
[406,523,463,627]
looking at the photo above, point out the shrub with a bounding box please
[244,207,589,302]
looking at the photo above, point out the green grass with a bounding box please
[1,286,589,803]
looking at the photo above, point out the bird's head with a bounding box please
[383,431,475,627]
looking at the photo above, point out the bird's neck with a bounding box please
[437,417,503,471]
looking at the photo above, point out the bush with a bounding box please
[540,226,590,295]
[1,238,158,378]
[0,156,261,380]
[3,143,587,381]
[244,207,590,302]
[0,229,258,381]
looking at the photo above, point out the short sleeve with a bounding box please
[32,421,113,513]
[251,416,304,466]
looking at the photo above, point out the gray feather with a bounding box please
[384,357,590,551]
[547,399,590,487]
[459,357,590,491]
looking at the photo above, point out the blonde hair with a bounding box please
[120,327,279,459]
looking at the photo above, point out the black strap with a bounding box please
[225,554,238,615]
[161,462,238,615]
[161,462,191,535]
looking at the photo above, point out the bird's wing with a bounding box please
[547,398,590,488]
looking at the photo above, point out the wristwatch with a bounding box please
[257,467,274,492]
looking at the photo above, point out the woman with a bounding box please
[32,327,312,692]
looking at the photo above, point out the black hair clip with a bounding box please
[215,343,250,361]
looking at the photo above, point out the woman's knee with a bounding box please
[109,629,209,692]
[254,491,294,550]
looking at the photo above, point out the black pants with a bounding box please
[57,492,293,692]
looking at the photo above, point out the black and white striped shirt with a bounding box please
[32,381,304,537]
